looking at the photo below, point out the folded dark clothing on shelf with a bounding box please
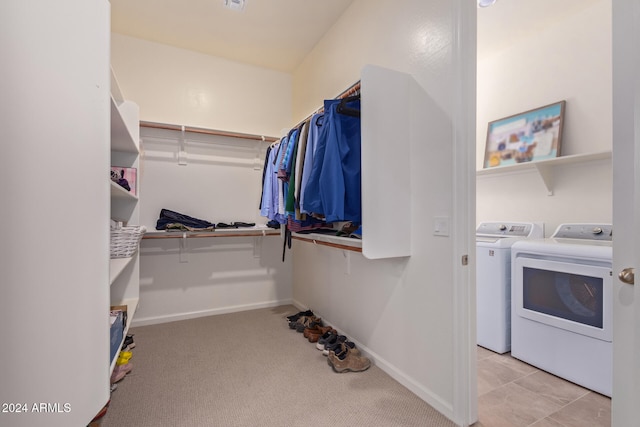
[165,223,215,232]
[233,222,255,228]
[266,220,281,229]
[216,222,256,228]
[294,228,337,235]
[156,208,215,231]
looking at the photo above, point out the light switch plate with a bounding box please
[434,216,450,237]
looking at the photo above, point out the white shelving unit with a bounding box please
[110,67,141,371]
[2,2,114,425]
[477,151,612,195]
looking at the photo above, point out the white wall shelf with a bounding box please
[110,180,139,201]
[110,257,135,286]
[144,226,280,239]
[111,97,140,154]
[292,233,362,252]
[476,151,612,195]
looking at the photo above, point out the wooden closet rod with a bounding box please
[139,121,280,143]
[336,81,361,99]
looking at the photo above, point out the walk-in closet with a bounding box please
[3,0,637,426]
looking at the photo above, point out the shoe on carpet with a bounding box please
[121,334,135,351]
[110,362,133,383]
[306,325,335,343]
[295,316,322,333]
[316,330,338,350]
[288,311,314,329]
[327,340,360,357]
[327,343,370,373]
[302,321,327,339]
[322,334,347,356]
[286,310,313,323]
[116,350,132,365]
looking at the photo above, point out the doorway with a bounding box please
[475,1,613,425]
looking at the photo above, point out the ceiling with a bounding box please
[110,0,354,73]
[111,0,602,72]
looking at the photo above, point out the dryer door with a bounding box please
[513,257,613,342]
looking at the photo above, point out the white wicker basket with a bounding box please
[110,225,147,258]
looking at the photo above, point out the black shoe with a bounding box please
[286,310,313,323]
[121,334,135,351]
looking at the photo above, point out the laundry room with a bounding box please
[474,0,613,425]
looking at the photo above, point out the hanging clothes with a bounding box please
[259,84,362,228]
[260,140,286,224]
[299,113,324,215]
[321,95,361,223]
[302,99,338,217]
[302,96,361,223]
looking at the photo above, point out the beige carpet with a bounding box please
[101,305,455,427]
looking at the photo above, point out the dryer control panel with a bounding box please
[552,223,613,241]
[476,222,543,238]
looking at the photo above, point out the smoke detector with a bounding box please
[223,0,246,11]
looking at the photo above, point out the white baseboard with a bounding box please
[131,298,294,327]
[291,302,456,424]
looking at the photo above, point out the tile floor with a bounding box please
[474,346,611,427]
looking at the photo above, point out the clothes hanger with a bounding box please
[337,94,361,117]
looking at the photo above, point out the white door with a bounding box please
[611,0,640,424]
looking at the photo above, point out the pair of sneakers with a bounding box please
[121,334,135,351]
[111,350,134,383]
[327,341,371,373]
[287,310,314,327]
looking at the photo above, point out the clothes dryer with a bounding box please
[476,222,544,354]
[510,224,613,396]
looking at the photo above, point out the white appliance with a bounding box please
[476,222,544,354]
[510,223,613,397]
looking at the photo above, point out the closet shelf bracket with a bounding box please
[178,125,188,166]
[179,232,189,262]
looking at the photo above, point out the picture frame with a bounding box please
[483,100,566,169]
[110,166,137,196]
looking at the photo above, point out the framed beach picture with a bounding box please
[483,101,566,169]
[110,166,137,196]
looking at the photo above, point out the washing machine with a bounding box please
[476,222,544,354]
[510,223,613,396]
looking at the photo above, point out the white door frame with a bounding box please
[612,0,640,424]
[452,0,477,425]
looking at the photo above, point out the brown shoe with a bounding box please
[295,316,321,333]
[302,320,326,338]
[327,343,371,373]
[307,326,335,343]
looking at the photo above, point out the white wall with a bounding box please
[111,33,292,137]
[111,34,294,325]
[290,0,462,420]
[476,0,612,233]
